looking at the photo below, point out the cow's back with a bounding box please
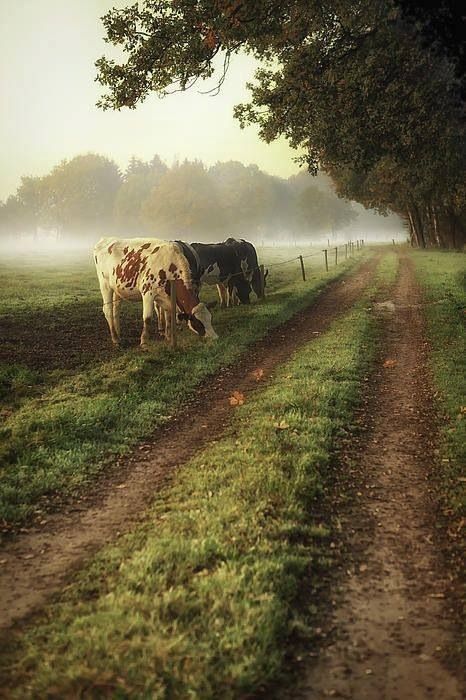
[94,238,192,298]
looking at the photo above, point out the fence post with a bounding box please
[392,238,396,246]
[259,264,266,299]
[345,243,348,259]
[356,239,360,251]
[323,249,328,272]
[334,247,338,266]
[298,254,306,281]
[170,280,177,349]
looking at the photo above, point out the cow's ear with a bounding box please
[205,301,217,310]
[264,268,269,279]
[177,312,189,321]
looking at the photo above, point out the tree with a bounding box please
[15,176,44,239]
[141,159,225,239]
[114,155,168,233]
[289,171,358,237]
[0,196,26,239]
[96,0,466,248]
[42,154,122,238]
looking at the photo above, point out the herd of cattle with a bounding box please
[94,237,267,345]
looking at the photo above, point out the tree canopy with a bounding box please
[96,0,466,248]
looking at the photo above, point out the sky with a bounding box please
[0,0,301,202]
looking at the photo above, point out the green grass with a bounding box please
[411,251,465,516]
[0,246,366,525]
[411,250,466,659]
[0,254,396,699]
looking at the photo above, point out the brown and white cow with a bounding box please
[94,237,217,346]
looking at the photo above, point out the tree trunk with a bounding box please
[408,204,426,248]
[429,204,442,247]
[405,208,418,246]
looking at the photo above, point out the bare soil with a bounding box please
[291,256,464,699]
[0,257,378,630]
[0,303,140,372]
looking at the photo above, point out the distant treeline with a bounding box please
[0,155,359,242]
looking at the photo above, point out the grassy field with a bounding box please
[411,250,466,656]
[0,244,363,526]
[0,253,397,699]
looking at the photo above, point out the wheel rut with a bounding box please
[0,257,378,630]
[292,255,463,699]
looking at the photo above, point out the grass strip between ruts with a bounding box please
[0,254,398,699]
[0,254,365,526]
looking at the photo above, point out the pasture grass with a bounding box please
[411,250,466,658]
[0,255,395,699]
[0,246,365,525]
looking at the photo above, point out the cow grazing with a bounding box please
[224,238,267,300]
[175,240,251,307]
[94,238,217,346]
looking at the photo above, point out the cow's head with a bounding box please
[250,267,268,298]
[178,302,218,339]
[233,275,251,305]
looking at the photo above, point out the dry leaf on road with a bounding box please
[383,358,397,368]
[229,391,245,406]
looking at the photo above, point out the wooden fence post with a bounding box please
[345,243,348,259]
[334,247,338,266]
[356,239,360,251]
[323,249,328,272]
[259,264,266,299]
[170,280,177,349]
[392,238,396,246]
[299,255,306,281]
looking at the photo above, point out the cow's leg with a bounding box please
[216,283,227,308]
[99,281,119,345]
[140,293,154,347]
[112,296,122,341]
[154,302,165,336]
[226,283,237,307]
[164,307,172,341]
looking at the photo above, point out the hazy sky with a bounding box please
[0,0,301,201]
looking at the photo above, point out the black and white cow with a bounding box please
[224,238,267,301]
[175,240,252,307]
[94,237,217,346]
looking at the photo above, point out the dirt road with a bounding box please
[292,256,463,699]
[0,257,378,630]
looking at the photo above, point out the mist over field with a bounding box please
[0,152,402,259]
